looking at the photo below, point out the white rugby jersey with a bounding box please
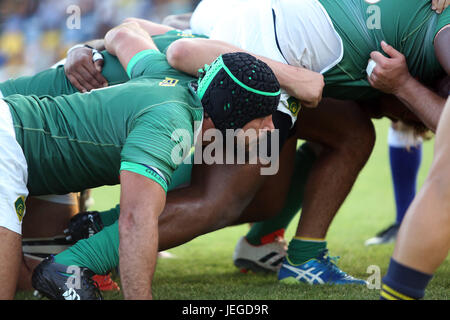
[190,0,343,126]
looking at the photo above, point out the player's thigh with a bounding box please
[295,98,375,152]
[236,136,297,223]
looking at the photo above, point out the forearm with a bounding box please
[119,171,166,300]
[395,77,446,132]
[119,210,159,299]
[123,17,174,36]
[85,39,105,51]
[168,39,316,94]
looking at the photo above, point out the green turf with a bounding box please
[16,118,449,300]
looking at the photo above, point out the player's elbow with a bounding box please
[166,39,195,71]
[122,17,139,25]
[105,25,134,50]
[119,206,157,237]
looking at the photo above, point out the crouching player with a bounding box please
[0,21,281,300]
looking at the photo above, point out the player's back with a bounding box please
[5,70,202,196]
[320,0,446,99]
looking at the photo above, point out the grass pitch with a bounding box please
[16,119,449,300]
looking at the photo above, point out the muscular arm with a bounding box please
[64,20,173,91]
[119,171,166,300]
[394,77,446,132]
[368,41,448,132]
[105,22,159,70]
[166,38,324,108]
[123,17,175,36]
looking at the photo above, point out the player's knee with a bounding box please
[427,168,450,204]
[202,193,248,230]
[337,115,375,165]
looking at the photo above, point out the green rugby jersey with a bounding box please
[0,30,207,98]
[4,50,204,196]
[320,0,448,100]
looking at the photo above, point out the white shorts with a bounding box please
[0,99,29,235]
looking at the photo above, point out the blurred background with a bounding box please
[0,0,199,81]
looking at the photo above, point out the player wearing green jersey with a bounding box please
[0,24,325,297]
[0,28,211,295]
[0,21,282,300]
[33,1,448,296]
[142,0,450,284]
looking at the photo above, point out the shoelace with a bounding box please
[317,250,346,276]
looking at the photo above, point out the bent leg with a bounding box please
[233,137,298,224]
[293,98,376,239]
[393,98,450,274]
[382,98,450,300]
[158,161,270,251]
[244,142,318,245]
[51,161,270,272]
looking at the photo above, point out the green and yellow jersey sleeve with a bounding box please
[126,49,185,81]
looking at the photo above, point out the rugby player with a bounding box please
[0,23,324,297]
[158,0,450,283]
[36,0,449,293]
[380,96,450,300]
[0,21,282,300]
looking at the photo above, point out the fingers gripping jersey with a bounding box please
[191,0,448,121]
[5,51,203,195]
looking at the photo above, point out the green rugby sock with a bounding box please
[54,221,119,275]
[246,143,317,246]
[287,238,327,265]
[98,205,120,227]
